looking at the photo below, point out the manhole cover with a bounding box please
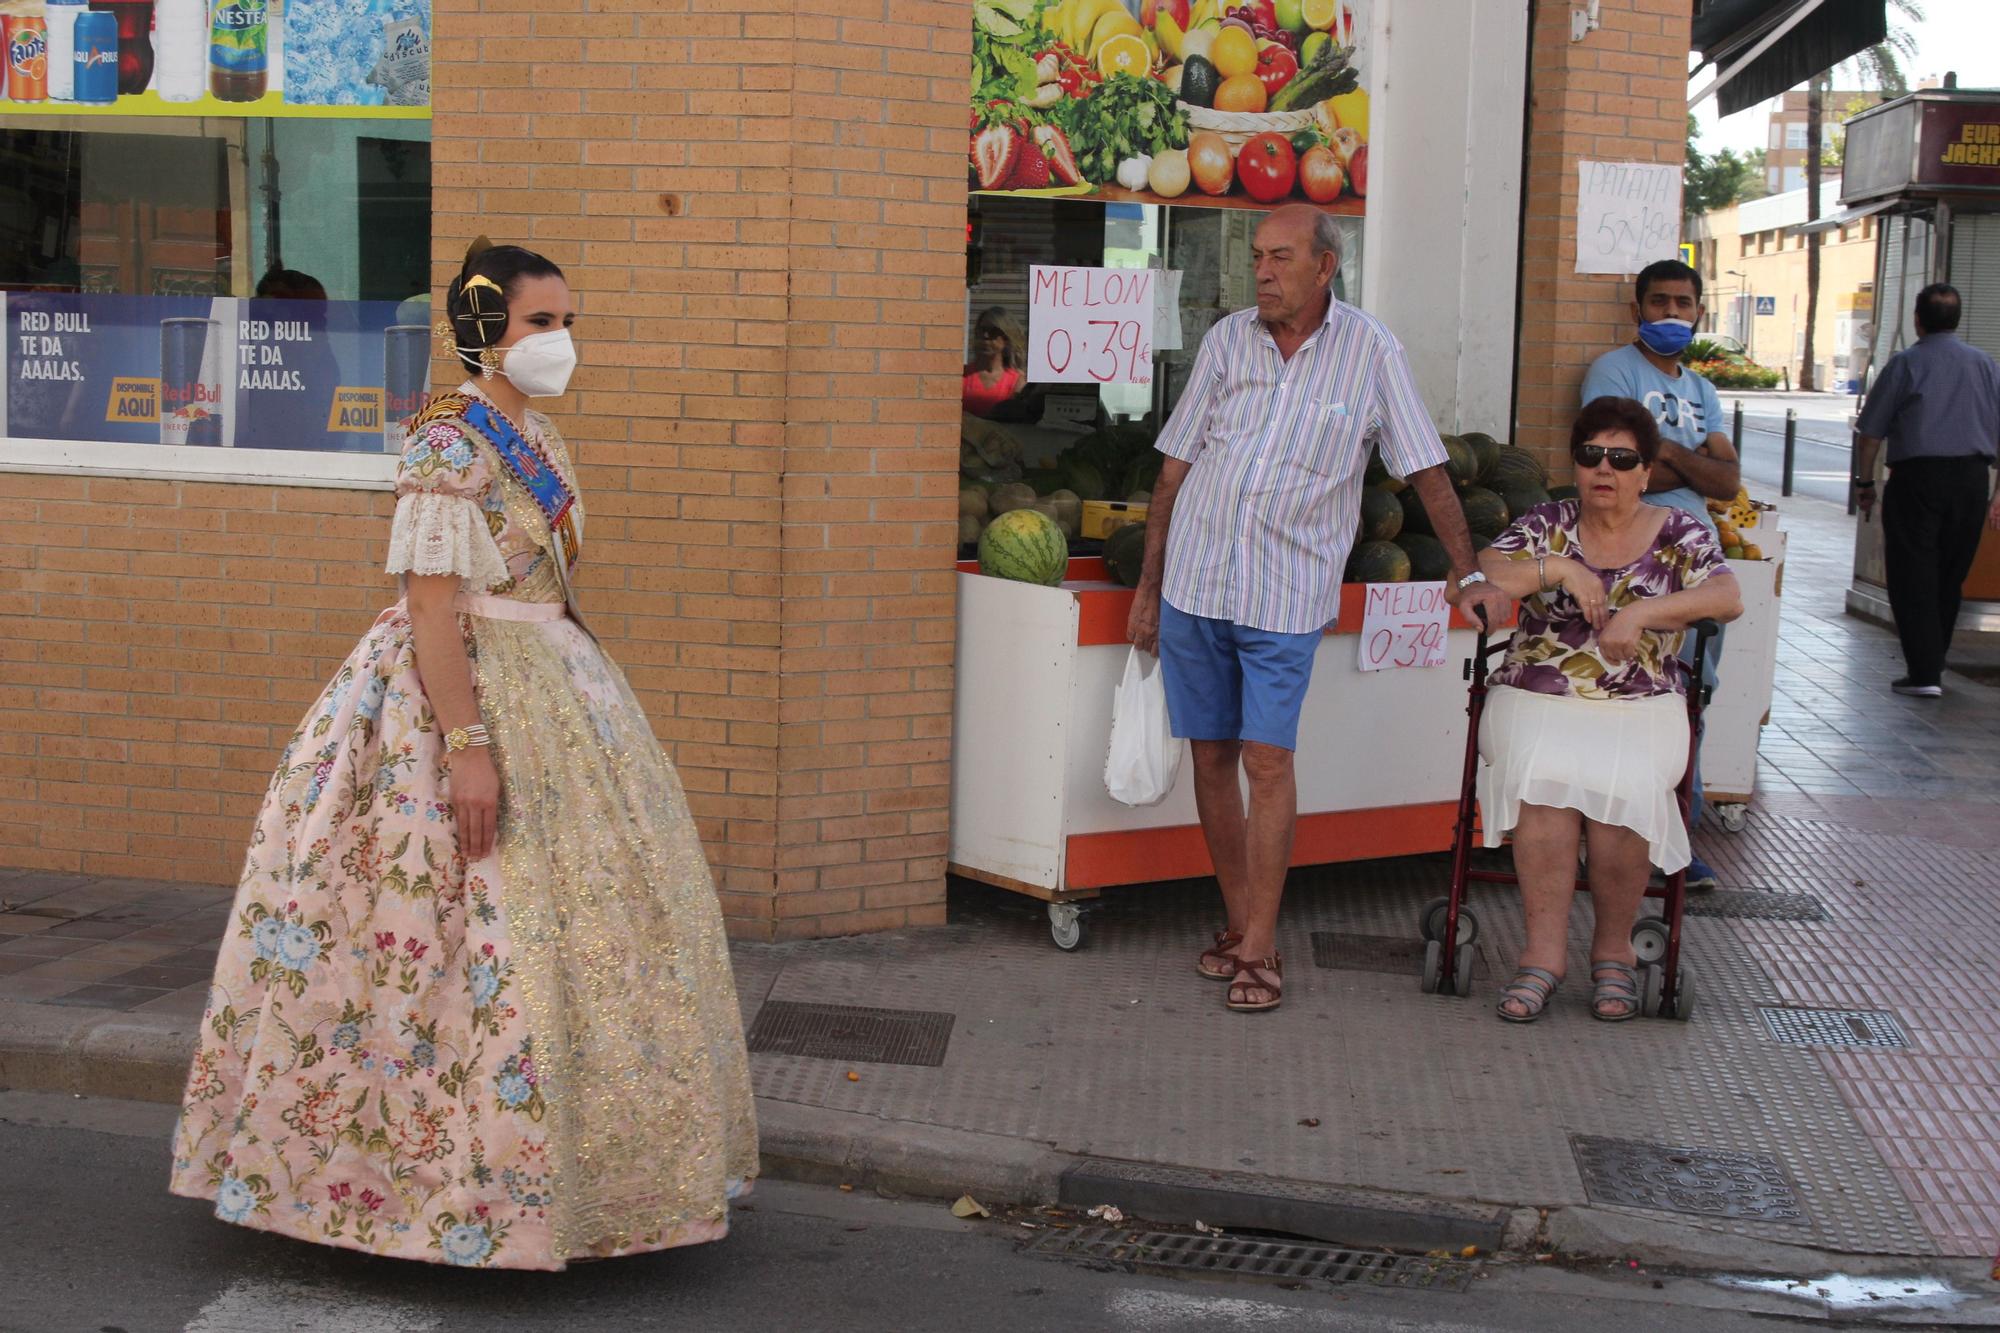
[1685,891,1828,922]
[1021,1226,1473,1292]
[1309,932,1428,973]
[1570,1135,1807,1224]
[746,1000,953,1067]
[1760,1006,1908,1048]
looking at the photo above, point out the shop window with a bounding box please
[2,4,433,480]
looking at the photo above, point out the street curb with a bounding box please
[1541,1205,1953,1277]
[755,1100,1070,1207]
[0,1001,195,1103]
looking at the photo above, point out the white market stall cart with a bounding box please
[1697,527,1788,830]
[949,556,1496,949]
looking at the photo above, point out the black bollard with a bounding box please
[1781,409,1797,498]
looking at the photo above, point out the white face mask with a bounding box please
[500,328,577,398]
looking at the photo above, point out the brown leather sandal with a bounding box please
[1226,954,1283,1012]
[1197,929,1243,981]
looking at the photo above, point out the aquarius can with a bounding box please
[6,15,49,102]
[69,9,116,104]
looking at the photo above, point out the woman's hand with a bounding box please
[1597,606,1647,664]
[445,747,501,861]
[1553,558,1609,629]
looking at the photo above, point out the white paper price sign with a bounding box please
[1357,581,1450,672]
[1027,265,1156,385]
[1574,160,1682,275]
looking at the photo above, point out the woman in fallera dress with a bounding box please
[169,239,759,1270]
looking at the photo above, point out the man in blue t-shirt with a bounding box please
[1581,259,1741,890]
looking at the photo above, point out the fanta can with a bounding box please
[70,9,116,104]
[6,15,49,102]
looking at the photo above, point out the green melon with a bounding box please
[1359,485,1403,542]
[1491,445,1549,489]
[1103,521,1147,588]
[1346,539,1411,584]
[1441,435,1479,488]
[1547,483,1580,502]
[979,508,1069,586]
[1059,457,1107,502]
[1462,431,1503,484]
[989,481,1038,515]
[1398,485,1435,537]
[1396,533,1451,581]
[1459,486,1510,544]
[1494,479,1552,523]
[960,488,990,521]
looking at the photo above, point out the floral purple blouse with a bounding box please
[1486,500,1728,701]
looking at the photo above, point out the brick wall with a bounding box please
[1514,0,1691,463]
[0,0,966,939]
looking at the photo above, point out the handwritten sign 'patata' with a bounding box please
[1027,265,1156,386]
[1574,160,1681,275]
[1357,581,1450,672]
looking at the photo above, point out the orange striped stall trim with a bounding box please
[1063,801,1459,890]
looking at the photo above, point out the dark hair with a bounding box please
[1634,259,1702,305]
[1571,396,1661,466]
[255,268,326,301]
[446,243,565,374]
[1915,282,1961,334]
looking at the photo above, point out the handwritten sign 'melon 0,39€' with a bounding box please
[1357,580,1450,672]
[1026,265,1156,386]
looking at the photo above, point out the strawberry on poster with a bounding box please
[1026,265,1156,385]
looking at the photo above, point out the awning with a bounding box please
[1690,0,1888,118]
[1787,197,1896,236]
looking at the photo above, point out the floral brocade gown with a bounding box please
[169,387,758,1269]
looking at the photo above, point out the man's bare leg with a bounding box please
[1230,740,1296,1005]
[1190,739,1248,937]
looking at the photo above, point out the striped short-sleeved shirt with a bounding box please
[1157,299,1448,634]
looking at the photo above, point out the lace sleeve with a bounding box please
[385,492,511,590]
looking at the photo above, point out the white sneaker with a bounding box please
[1891,677,1943,698]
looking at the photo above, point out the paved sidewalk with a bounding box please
[3,494,1997,1273]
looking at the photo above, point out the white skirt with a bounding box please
[1476,685,1693,873]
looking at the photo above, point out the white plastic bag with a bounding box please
[1104,647,1184,807]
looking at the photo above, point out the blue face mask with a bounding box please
[1637,318,1694,357]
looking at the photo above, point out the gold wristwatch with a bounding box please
[443,723,492,753]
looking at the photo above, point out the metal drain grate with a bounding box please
[1021,1226,1474,1292]
[1571,1135,1807,1224]
[1760,1006,1908,1049]
[1309,931,1429,974]
[746,1000,954,1067]
[1684,890,1829,922]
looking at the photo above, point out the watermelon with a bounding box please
[979,508,1069,586]
[1103,521,1147,588]
[1398,485,1435,537]
[1359,485,1403,542]
[1462,431,1503,484]
[1346,539,1411,584]
[1059,457,1107,501]
[1396,533,1451,581]
[1441,435,1479,488]
[1495,479,1551,523]
[1547,483,1580,502]
[989,482,1037,515]
[1459,486,1510,544]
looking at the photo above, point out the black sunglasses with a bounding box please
[1571,444,1645,471]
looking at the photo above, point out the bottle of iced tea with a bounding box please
[208,0,267,102]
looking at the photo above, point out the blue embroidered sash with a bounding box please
[459,397,580,573]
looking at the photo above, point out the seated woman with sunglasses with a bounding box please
[1473,396,1743,1023]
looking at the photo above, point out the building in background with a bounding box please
[1762,89,1881,195]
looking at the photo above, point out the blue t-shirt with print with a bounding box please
[1581,343,1724,534]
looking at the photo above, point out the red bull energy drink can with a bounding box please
[6,15,49,102]
[70,10,116,104]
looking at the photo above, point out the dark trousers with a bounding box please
[1882,455,1993,685]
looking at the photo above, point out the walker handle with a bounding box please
[1688,618,1721,707]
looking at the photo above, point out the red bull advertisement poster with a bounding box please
[2,293,429,453]
[0,0,428,119]
[969,0,1370,213]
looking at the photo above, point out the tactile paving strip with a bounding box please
[1021,1226,1474,1292]
[1760,1006,1908,1049]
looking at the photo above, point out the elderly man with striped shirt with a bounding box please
[1128,204,1510,1014]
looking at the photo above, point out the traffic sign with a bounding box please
[1755,295,1776,316]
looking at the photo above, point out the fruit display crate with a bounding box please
[1697,525,1787,828]
[948,557,1495,950]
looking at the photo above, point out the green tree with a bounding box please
[1684,114,1760,218]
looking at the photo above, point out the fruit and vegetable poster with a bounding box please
[970,0,1369,211]
[1,292,427,453]
[0,0,429,120]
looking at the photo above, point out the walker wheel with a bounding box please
[1641,963,1664,1017]
[1421,938,1443,994]
[1631,916,1670,964]
[1665,966,1696,1021]
[1048,902,1086,952]
[1717,803,1749,834]
[1420,898,1479,949]
[1451,943,1475,997]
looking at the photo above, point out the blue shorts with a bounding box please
[1156,601,1322,751]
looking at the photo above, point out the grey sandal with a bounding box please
[1497,967,1562,1023]
[1590,961,1641,1022]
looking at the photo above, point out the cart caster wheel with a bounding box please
[1421,938,1443,993]
[1631,916,1669,964]
[1420,899,1479,949]
[1716,803,1749,834]
[1048,903,1086,952]
[1665,966,1696,1021]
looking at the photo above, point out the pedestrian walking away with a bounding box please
[1580,258,1742,890]
[167,237,760,1269]
[1854,282,2000,698]
[1125,203,1510,1015]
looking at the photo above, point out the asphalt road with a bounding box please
[0,1091,1956,1333]
[1715,393,1859,508]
